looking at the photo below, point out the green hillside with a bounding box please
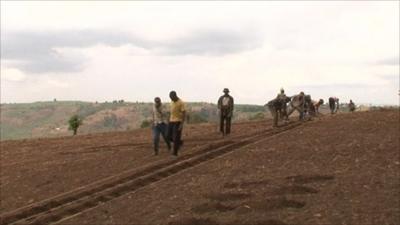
[0,101,270,141]
[0,100,370,141]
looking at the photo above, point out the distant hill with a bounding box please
[1,100,384,141]
[0,101,269,140]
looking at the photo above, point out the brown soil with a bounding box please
[0,110,399,225]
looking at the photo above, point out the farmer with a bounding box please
[303,94,313,118]
[313,99,324,114]
[266,95,291,127]
[349,100,356,112]
[152,97,171,155]
[167,91,186,156]
[217,88,234,136]
[328,97,339,114]
[287,91,306,120]
[276,88,289,120]
[266,98,282,127]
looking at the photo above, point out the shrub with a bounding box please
[68,115,83,135]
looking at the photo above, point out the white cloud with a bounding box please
[1,67,27,82]
[45,79,70,88]
[1,1,399,105]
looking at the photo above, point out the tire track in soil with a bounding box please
[2,134,256,168]
[0,122,302,225]
[58,137,225,155]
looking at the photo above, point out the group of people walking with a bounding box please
[151,89,235,157]
[152,91,186,156]
[151,88,356,156]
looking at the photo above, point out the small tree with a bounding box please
[68,115,83,135]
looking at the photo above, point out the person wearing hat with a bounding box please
[217,88,234,136]
[266,89,291,127]
[276,88,289,120]
[167,91,186,156]
[152,97,171,155]
[277,88,286,99]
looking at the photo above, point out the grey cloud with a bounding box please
[2,29,263,74]
[162,29,263,56]
[2,30,152,59]
[1,30,153,73]
[10,53,86,74]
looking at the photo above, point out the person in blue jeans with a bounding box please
[152,97,171,155]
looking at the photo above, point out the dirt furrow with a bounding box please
[0,122,302,225]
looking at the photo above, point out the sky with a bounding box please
[1,1,399,105]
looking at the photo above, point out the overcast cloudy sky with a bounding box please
[1,1,399,105]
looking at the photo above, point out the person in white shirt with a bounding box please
[152,97,171,155]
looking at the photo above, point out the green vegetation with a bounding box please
[68,115,83,135]
[6,101,379,141]
[1,101,86,140]
[249,112,265,121]
[0,101,268,141]
[235,104,265,113]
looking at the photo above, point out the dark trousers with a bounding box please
[167,122,183,155]
[152,122,170,154]
[280,105,288,120]
[329,101,335,114]
[220,114,232,135]
[268,105,279,127]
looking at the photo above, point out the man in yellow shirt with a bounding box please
[167,91,186,156]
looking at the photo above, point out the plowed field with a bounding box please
[1,109,399,225]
